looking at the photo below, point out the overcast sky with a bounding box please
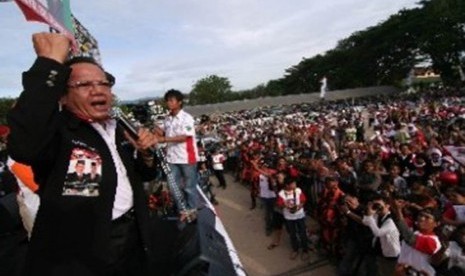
[0,0,420,100]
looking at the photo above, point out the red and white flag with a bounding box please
[13,0,77,51]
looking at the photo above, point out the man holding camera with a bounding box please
[362,194,400,276]
[338,193,374,276]
[276,178,310,260]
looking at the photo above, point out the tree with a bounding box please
[189,75,233,105]
[416,0,465,86]
[272,0,465,92]
[183,0,465,105]
[0,98,16,125]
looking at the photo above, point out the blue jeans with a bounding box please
[285,218,309,252]
[169,163,198,209]
[261,198,276,233]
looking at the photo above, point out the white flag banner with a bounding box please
[444,145,465,166]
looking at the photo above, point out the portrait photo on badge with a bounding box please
[62,148,102,197]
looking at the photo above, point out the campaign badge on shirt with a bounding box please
[62,147,102,197]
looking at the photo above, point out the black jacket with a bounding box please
[7,57,155,275]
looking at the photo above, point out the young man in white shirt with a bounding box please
[362,194,400,276]
[155,89,199,210]
[211,148,227,189]
[276,178,310,261]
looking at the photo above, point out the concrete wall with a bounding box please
[184,86,399,116]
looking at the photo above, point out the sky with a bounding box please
[0,0,420,101]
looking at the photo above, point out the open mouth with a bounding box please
[91,100,108,107]
[90,100,109,111]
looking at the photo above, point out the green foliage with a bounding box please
[273,0,465,96]
[0,98,16,125]
[188,75,233,105]
[416,0,465,86]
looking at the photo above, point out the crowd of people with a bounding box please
[1,33,465,276]
[195,86,465,275]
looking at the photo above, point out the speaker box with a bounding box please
[149,215,179,276]
[173,207,236,276]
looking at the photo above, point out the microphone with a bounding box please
[110,107,196,222]
[109,107,139,140]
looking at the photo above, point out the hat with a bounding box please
[430,148,442,157]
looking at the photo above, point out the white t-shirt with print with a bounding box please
[163,109,199,164]
[212,153,225,170]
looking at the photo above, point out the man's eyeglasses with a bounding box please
[67,80,114,90]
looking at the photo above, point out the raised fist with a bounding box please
[32,32,70,64]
